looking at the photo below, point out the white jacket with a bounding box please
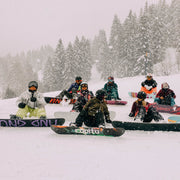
[16,90,46,109]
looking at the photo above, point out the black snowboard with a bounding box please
[44,97,62,104]
[112,120,180,132]
[51,125,125,137]
[0,118,65,127]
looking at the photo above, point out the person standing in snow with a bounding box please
[129,91,163,122]
[154,82,176,106]
[71,82,94,112]
[70,89,111,127]
[56,76,82,104]
[103,76,121,100]
[11,81,46,119]
[141,73,157,94]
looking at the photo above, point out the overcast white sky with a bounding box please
[0,0,172,56]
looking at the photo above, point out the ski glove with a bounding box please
[18,102,26,108]
[31,97,37,102]
[129,112,134,117]
[106,119,112,123]
[105,115,112,123]
[145,85,152,90]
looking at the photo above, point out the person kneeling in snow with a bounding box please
[154,82,176,106]
[70,89,111,127]
[129,91,164,122]
[11,81,46,119]
[71,82,94,112]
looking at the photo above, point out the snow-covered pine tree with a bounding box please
[42,56,57,92]
[148,2,168,65]
[122,10,139,77]
[96,30,112,79]
[64,42,76,88]
[80,36,92,81]
[136,2,152,75]
[109,14,124,77]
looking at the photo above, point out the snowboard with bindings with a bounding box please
[44,97,76,104]
[0,118,65,127]
[51,125,125,137]
[150,103,180,115]
[168,116,180,123]
[128,92,156,99]
[105,100,127,105]
[54,111,116,121]
[112,120,180,132]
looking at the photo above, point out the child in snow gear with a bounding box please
[141,73,157,94]
[154,82,176,106]
[103,76,121,100]
[13,81,46,119]
[56,76,82,103]
[129,91,163,122]
[71,89,111,127]
[71,82,94,112]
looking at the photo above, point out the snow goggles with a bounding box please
[81,86,88,90]
[29,86,37,91]
[76,79,82,83]
[147,76,152,79]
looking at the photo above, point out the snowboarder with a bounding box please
[70,89,112,127]
[11,81,46,119]
[56,76,82,104]
[129,91,163,122]
[154,82,176,106]
[141,73,157,94]
[103,76,121,100]
[71,82,94,112]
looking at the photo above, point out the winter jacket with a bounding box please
[83,97,110,119]
[130,100,151,116]
[72,90,94,112]
[104,82,118,93]
[67,83,81,93]
[141,79,157,88]
[156,88,176,99]
[16,90,46,109]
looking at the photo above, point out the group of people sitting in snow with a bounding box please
[11,74,176,128]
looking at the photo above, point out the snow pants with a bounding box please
[141,86,157,94]
[16,105,46,119]
[57,88,77,99]
[154,97,175,106]
[106,90,119,100]
[76,110,104,127]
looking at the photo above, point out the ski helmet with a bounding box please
[75,76,82,81]
[146,73,152,79]
[108,76,114,82]
[28,81,38,92]
[75,76,82,84]
[161,82,169,89]
[81,82,88,91]
[137,91,146,100]
[95,89,106,101]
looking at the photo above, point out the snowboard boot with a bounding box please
[40,116,47,119]
[134,106,146,121]
[69,99,76,104]
[148,106,164,122]
[10,114,22,120]
[69,122,78,127]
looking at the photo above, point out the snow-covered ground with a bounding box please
[1,66,180,179]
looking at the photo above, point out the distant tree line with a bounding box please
[0,0,179,98]
[91,0,180,79]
